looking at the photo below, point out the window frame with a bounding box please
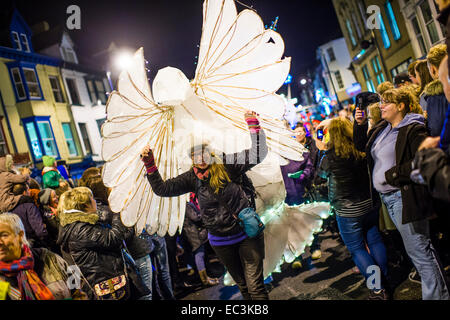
[371,56,386,85]
[11,31,21,51]
[22,116,61,163]
[78,122,93,155]
[10,67,26,100]
[48,75,65,103]
[385,1,401,40]
[65,77,82,106]
[378,13,392,49]
[20,33,30,52]
[22,67,42,99]
[345,19,358,47]
[362,64,376,93]
[61,122,79,157]
[0,119,10,157]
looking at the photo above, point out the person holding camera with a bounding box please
[353,87,449,300]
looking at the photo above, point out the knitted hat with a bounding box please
[42,155,56,167]
[38,188,53,206]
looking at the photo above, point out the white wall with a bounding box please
[61,68,106,162]
[318,38,357,99]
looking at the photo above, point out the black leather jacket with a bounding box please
[318,148,373,212]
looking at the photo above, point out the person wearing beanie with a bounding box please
[41,155,66,191]
[393,72,412,88]
[37,188,60,254]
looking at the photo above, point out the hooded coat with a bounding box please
[11,195,49,247]
[56,208,133,298]
[182,198,208,252]
[423,79,448,136]
[353,114,433,224]
[280,152,314,206]
[0,156,27,213]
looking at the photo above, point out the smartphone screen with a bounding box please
[317,129,324,140]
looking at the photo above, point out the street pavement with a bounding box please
[177,230,423,300]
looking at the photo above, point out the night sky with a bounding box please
[7,0,342,97]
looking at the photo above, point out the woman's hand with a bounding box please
[244,110,261,133]
[141,145,157,174]
[354,107,367,125]
[418,136,440,151]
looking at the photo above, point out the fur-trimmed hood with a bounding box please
[424,79,444,97]
[58,209,99,227]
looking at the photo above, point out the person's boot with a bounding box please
[198,269,220,286]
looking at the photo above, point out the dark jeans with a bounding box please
[336,209,388,290]
[211,233,268,300]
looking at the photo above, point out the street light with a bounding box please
[300,78,307,85]
[114,51,134,71]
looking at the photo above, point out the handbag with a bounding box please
[202,180,265,238]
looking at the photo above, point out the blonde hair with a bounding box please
[368,103,381,125]
[427,44,447,68]
[328,117,366,160]
[0,213,30,247]
[208,154,231,194]
[382,87,422,116]
[377,81,395,95]
[58,187,93,215]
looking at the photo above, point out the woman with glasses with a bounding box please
[353,87,449,300]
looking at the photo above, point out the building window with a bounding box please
[86,80,98,105]
[420,0,440,45]
[62,47,76,63]
[371,56,385,85]
[390,58,413,78]
[327,47,336,62]
[66,78,81,105]
[96,118,106,136]
[0,122,9,157]
[95,80,107,104]
[11,31,21,50]
[335,71,344,89]
[352,13,363,39]
[10,68,26,99]
[362,65,376,93]
[20,34,30,52]
[411,16,427,56]
[78,123,93,155]
[385,1,401,40]
[378,13,391,49]
[358,0,367,30]
[346,19,357,46]
[49,76,64,103]
[62,123,78,156]
[22,68,42,98]
[22,117,59,162]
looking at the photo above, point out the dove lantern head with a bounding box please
[152,67,193,106]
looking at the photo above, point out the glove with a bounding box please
[141,149,157,174]
[244,111,261,134]
[287,170,304,179]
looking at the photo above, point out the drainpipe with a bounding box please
[0,89,17,153]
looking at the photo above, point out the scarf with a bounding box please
[193,167,209,180]
[0,245,55,300]
[189,192,200,212]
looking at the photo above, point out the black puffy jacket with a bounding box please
[56,209,133,296]
[182,201,208,252]
[318,148,374,213]
[146,131,268,237]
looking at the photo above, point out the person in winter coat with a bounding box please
[10,183,49,249]
[0,155,29,213]
[318,117,389,299]
[354,87,450,300]
[0,213,87,300]
[41,156,68,195]
[141,111,269,300]
[79,169,154,300]
[424,44,448,136]
[37,188,60,254]
[56,187,133,300]
[183,192,220,287]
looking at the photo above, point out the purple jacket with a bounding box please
[11,196,48,243]
[280,152,314,206]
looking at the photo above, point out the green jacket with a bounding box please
[42,169,63,189]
